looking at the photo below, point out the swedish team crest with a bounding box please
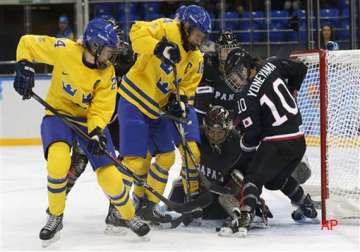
[62,81,77,96]
[54,40,66,48]
[82,93,93,105]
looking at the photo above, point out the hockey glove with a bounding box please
[14,60,35,100]
[167,93,188,119]
[87,127,107,155]
[154,38,181,66]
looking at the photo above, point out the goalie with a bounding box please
[167,105,273,228]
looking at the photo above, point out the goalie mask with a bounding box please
[224,48,252,93]
[204,105,233,145]
[216,30,240,74]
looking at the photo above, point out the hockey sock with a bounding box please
[280,176,305,205]
[47,142,71,216]
[132,152,151,199]
[96,165,135,220]
[181,166,200,196]
[240,182,259,212]
[146,151,175,204]
[178,141,201,196]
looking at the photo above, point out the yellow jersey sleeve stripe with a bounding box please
[123,76,159,108]
[119,84,160,118]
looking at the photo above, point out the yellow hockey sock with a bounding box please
[96,165,135,220]
[146,151,175,203]
[47,142,71,216]
[178,141,201,196]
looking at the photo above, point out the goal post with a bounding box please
[290,49,360,225]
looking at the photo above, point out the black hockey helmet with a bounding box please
[216,30,240,74]
[224,48,252,93]
[204,105,233,145]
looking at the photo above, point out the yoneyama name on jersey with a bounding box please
[247,62,276,98]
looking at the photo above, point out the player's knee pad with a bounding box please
[291,155,312,184]
[47,142,71,179]
[133,152,152,198]
[179,141,200,167]
[96,165,125,196]
[122,156,146,174]
[154,151,175,170]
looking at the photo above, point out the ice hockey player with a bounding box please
[66,15,135,196]
[194,30,242,122]
[163,4,210,209]
[167,105,272,227]
[13,18,150,246]
[221,48,319,237]
[116,4,211,225]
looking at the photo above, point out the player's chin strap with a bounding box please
[30,91,212,213]
[170,65,237,197]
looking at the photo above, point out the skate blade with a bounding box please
[104,225,128,236]
[250,216,269,229]
[217,227,248,238]
[41,232,60,248]
[138,234,151,242]
[250,222,270,229]
[294,217,320,224]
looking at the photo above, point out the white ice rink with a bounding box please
[1,146,359,252]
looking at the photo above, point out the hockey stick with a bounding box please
[159,111,191,125]
[171,66,192,202]
[30,91,211,213]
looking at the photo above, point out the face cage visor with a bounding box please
[217,43,240,67]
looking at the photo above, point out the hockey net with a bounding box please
[291,49,360,225]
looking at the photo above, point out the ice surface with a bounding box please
[0,146,359,251]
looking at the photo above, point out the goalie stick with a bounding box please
[31,91,212,213]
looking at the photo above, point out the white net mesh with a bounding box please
[294,50,360,221]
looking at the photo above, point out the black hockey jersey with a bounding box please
[198,129,250,186]
[194,55,241,122]
[235,57,307,149]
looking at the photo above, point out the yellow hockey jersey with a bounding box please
[119,18,204,119]
[16,35,117,133]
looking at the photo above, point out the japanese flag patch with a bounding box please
[242,116,253,128]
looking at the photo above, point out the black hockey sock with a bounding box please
[240,182,259,212]
[280,176,305,205]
